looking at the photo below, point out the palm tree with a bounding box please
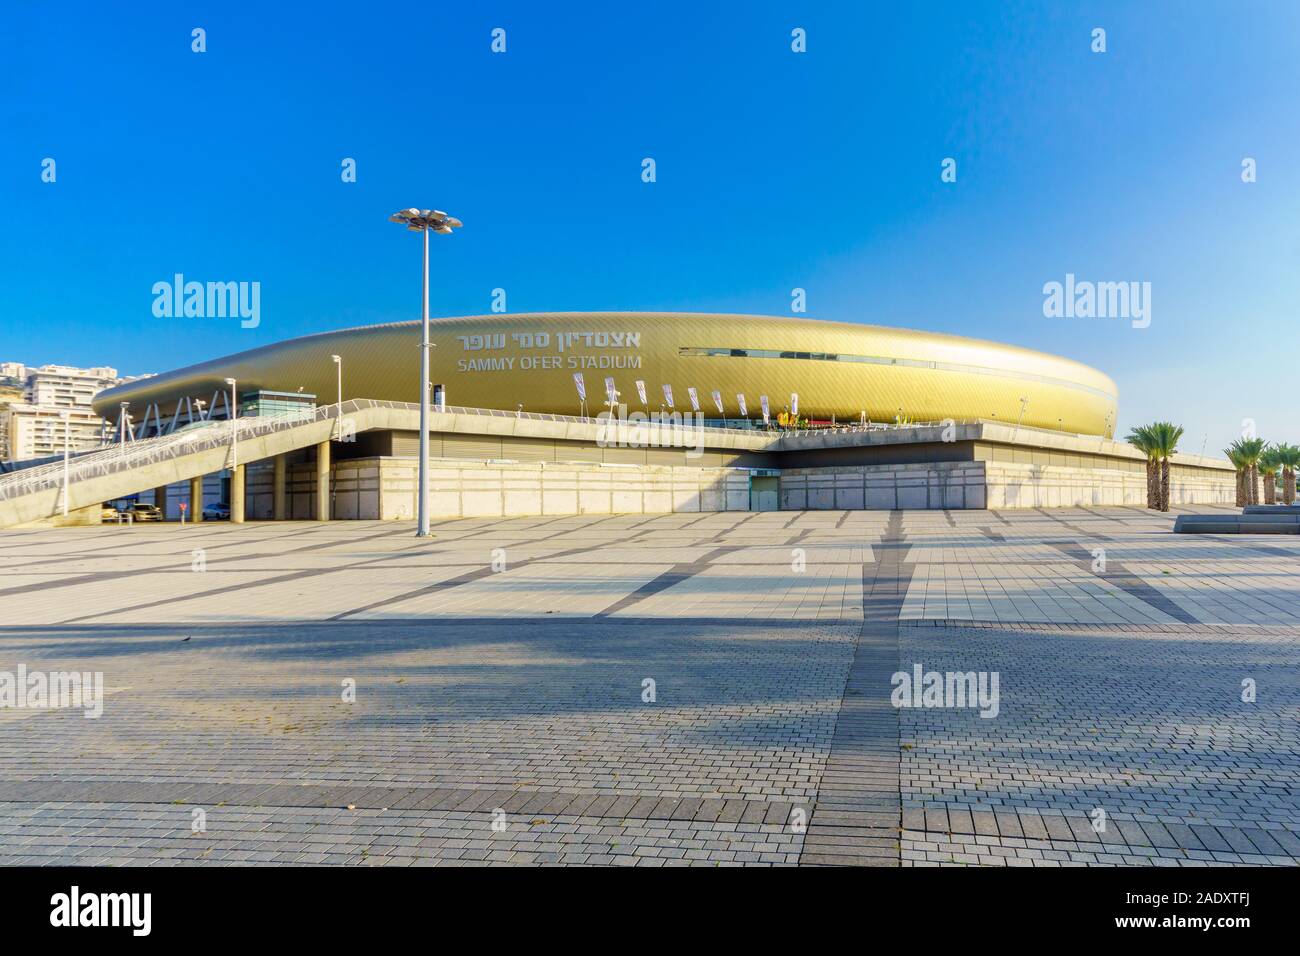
[1225,441,1249,507]
[1259,446,1282,505]
[1243,437,1266,505]
[1149,422,1184,512]
[1125,424,1161,509]
[1276,443,1300,505]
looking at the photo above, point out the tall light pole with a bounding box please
[331,354,343,439]
[1013,396,1029,442]
[389,207,462,537]
[224,377,238,469]
[118,402,133,459]
[60,409,70,516]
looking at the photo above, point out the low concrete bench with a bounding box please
[1243,505,1300,515]
[1175,513,1300,534]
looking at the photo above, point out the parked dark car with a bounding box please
[202,502,231,521]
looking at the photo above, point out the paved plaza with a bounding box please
[0,505,1297,866]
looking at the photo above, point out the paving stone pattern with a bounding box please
[0,507,1296,866]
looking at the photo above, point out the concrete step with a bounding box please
[1175,513,1300,534]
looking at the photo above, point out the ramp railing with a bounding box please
[0,398,774,505]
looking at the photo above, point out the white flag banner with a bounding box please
[635,379,647,405]
[736,394,748,418]
[711,390,724,415]
[662,383,674,408]
[687,387,700,412]
[604,376,617,405]
[573,372,586,401]
[791,392,799,417]
[760,394,770,424]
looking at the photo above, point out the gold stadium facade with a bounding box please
[95,313,1118,436]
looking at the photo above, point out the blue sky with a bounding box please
[3,1,1298,453]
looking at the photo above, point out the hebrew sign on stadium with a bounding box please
[95,312,1118,437]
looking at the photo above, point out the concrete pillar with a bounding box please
[189,475,203,523]
[231,464,246,523]
[273,453,287,520]
[154,485,168,518]
[315,440,331,520]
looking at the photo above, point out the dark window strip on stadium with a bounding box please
[678,347,1117,401]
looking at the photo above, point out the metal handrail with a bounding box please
[3,400,1055,504]
[0,415,288,503]
[0,398,769,503]
[779,419,983,438]
[0,429,208,495]
[0,403,364,502]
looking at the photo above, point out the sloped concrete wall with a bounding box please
[12,503,103,528]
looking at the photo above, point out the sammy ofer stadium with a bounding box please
[10,309,1223,527]
[97,312,1118,434]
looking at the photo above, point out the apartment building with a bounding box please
[0,380,24,464]
[25,365,121,409]
[1,363,130,461]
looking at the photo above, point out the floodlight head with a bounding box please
[224,378,237,386]
[389,207,463,235]
[331,354,341,364]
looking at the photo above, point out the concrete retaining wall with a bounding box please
[3,408,1241,527]
[177,455,1240,520]
[381,457,751,519]
[984,461,1234,508]
[776,460,1233,511]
